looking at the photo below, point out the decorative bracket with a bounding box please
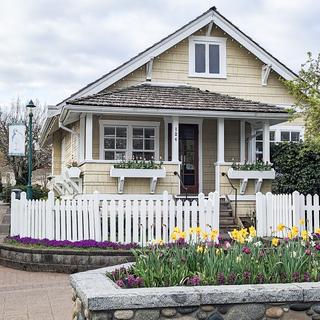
[117,177,125,194]
[240,178,248,195]
[261,64,272,86]
[150,177,158,194]
[255,178,263,193]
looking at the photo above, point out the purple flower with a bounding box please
[186,275,201,286]
[292,272,300,282]
[315,244,320,251]
[217,272,225,285]
[242,246,251,254]
[256,273,265,284]
[304,272,311,282]
[115,280,125,288]
[227,273,236,285]
[243,271,251,283]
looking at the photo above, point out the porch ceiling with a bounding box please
[66,83,288,115]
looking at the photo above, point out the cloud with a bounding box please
[0,0,318,107]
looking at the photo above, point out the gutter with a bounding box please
[59,120,79,136]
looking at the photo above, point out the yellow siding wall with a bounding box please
[107,27,294,105]
[80,163,179,194]
[52,130,62,176]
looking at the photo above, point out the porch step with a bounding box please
[219,198,236,239]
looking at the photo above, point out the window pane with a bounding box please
[256,131,263,141]
[281,131,290,141]
[116,127,127,137]
[145,139,154,150]
[256,153,263,161]
[104,127,115,136]
[209,44,220,74]
[116,138,126,149]
[133,139,143,150]
[133,152,143,160]
[270,131,275,141]
[104,138,115,149]
[105,151,114,160]
[195,43,205,73]
[291,132,300,142]
[144,152,154,160]
[115,152,125,160]
[145,128,155,138]
[256,142,263,152]
[133,128,143,138]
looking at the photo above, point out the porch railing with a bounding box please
[10,191,220,246]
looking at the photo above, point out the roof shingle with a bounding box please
[67,83,288,114]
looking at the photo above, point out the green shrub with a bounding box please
[271,142,320,195]
[0,185,49,203]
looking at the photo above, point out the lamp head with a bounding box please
[26,100,36,113]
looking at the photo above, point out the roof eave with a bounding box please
[62,104,288,122]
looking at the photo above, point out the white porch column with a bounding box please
[263,121,270,163]
[171,117,179,162]
[85,114,93,161]
[79,115,85,162]
[217,118,224,163]
[248,126,256,162]
[240,120,246,162]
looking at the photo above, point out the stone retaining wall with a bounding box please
[70,263,320,320]
[0,243,134,273]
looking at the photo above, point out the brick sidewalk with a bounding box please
[0,265,72,320]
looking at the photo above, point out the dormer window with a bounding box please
[189,36,227,78]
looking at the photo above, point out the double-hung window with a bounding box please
[100,121,159,161]
[189,36,227,78]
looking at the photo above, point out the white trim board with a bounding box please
[57,8,296,106]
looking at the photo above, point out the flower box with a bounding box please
[227,168,275,180]
[110,167,166,193]
[227,168,275,194]
[66,167,81,179]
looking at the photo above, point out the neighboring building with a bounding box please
[41,7,301,216]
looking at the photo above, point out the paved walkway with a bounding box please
[0,265,72,320]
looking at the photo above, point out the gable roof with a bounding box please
[67,83,288,114]
[58,6,297,106]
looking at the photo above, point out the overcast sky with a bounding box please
[0,0,319,107]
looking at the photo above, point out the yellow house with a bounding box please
[41,7,297,217]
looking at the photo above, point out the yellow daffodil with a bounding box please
[196,227,202,235]
[230,229,239,240]
[272,238,280,247]
[240,228,248,238]
[315,228,320,234]
[277,224,285,232]
[249,226,257,237]
[153,239,164,245]
[201,231,209,240]
[215,248,223,255]
[210,229,219,241]
[174,227,181,233]
[302,230,309,241]
[292,226,299,238]
[189,227,196,234]
[171,232,178,241]
[180,231,187,239]
[299,218,305,226]
[196,245,204,253]
[288,231,293,240]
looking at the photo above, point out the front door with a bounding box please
[179,124,199,194]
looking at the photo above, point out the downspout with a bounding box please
[59,121,79,136]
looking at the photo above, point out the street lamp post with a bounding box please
[26,100,36,200]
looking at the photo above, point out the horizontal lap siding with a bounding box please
[108,28,294,105]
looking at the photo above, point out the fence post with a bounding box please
[20,192,27,237]
[93,191,101,242]
[10,192,16,236]
[292,191,300,227]
[265,192,273,237]
[208,191,220,233]
[162,191,169,242]
[256,192,264,237]
[46,191,55,240]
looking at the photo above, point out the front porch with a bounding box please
[50,84,287,204]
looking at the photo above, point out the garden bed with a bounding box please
[0,237,135,273]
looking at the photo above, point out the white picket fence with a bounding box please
[10,191,220,246]
[256,191,320,237]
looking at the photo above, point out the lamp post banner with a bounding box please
[8,124,25,156]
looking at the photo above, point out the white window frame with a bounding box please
[99,120,160,161]
[189,36,227,79]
